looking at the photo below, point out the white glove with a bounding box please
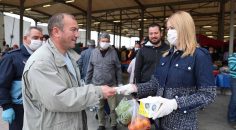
[152,97,178,119]
[118,84,123,87]
[115,84,137,95]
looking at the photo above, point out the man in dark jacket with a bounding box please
[78,39,96,80]
[0,26,43,130]
[134,23,169,83]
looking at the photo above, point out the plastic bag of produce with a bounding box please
[128,99,151,130]
[115,97,136,125]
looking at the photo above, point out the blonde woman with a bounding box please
[116,11,216,130]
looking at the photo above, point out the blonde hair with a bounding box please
[164,11,198,57]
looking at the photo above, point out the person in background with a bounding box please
[85,32,122,130]
[116,11,216,130]
[2,44,10,56]
[0,26,43,130]
[134,23,169,84]
[78,39,96,80]
[228,53,236,129]
[127,43,141,83]
[12,44,19,50]
[128,42,141,60]
[209,46,219,63]
[22,13,116,130]
[42,34,50,44]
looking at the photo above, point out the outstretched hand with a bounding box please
[115,84,137,95]
[101,85,116,98]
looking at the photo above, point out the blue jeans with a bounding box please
[228,77,236,122]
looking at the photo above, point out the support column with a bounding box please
[113,24,116,46]
[0,12,4,50]
[119,10,122,49]
[19,0,25,45]
[217,0,225,41]
[35,19,38,27]
[119,25,121,49]
[86,0,92,46]
[97,23,100,42]
[229,0,235,55]
[163,6,166,36]
[139,9,144,41]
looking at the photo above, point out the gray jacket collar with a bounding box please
[47,38,80,67]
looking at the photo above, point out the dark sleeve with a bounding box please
[134,50,143,83]
[114,51,122,85]
[176,48,216,113]
[85,52,94,84]
[135,75,159,98]
[0,55,14,110]
[77,51,85,78]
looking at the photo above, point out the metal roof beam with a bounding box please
[92,0,220,14]
[168,5,175,13]
[134,0,144,9]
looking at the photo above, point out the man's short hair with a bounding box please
[24,26,43,36]
[99,32,110,40]
[148,23,162,32]
[47,13,76,36]
[87,39,95,46]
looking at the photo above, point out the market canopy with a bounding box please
[197,34,225,48]
[0,0,234,39]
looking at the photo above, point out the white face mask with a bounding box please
[100,42,110,50]
[134,47,140,51]
[42,41,46,44]
[167,29,178,46]
[29,39,42,51]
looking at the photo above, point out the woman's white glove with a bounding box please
[151,96,178,119]
[115,84,137,95]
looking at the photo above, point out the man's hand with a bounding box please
[101,85,116,98]
[115,84,137,95]
[152,97,178,119]
[2,108,15,124]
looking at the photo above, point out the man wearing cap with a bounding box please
[78,39,96,80]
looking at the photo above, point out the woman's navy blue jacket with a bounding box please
[136,47,216,130]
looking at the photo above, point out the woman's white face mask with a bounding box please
[167,29,178,46]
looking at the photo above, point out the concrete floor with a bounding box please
[0,94,235,130]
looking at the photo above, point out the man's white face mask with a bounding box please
[167,29,178,46]
[42,41,47,45]
[100,42,110,50]
[29,39,42,51]
[134,47,140,51]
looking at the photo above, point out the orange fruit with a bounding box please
[128,123,136,130]
[135,118,144,130]
[142,118,151,129]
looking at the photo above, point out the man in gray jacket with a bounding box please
[22,13,116,130]
[85,32,122,130]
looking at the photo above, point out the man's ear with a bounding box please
[23,36,29,45]
[52,27,60,37]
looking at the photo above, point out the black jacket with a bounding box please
[134,41,169,83]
